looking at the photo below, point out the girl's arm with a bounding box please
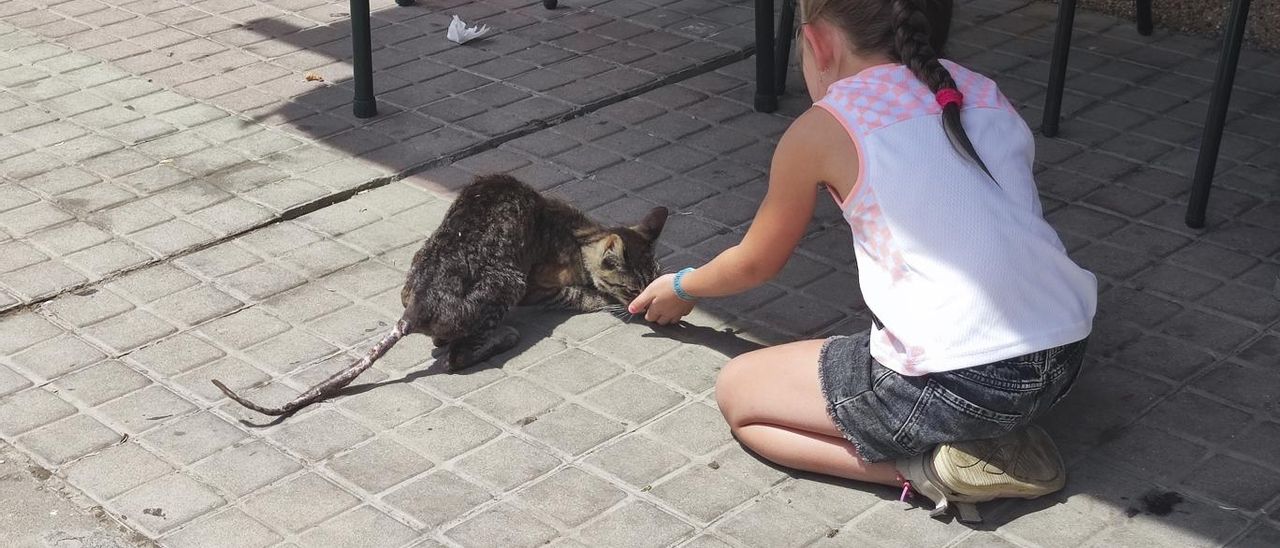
[630,107,854,324]
[676,114,823,296]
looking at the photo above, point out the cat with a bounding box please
[213,173,668,416]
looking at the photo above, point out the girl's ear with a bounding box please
[800,20,836,74]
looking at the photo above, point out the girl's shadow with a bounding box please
[643,321,765,358]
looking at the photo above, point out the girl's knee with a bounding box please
[715,353,757,428]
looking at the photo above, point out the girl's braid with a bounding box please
[889,0,996,182]
[890,0,955,93]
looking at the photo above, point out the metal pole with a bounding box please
[775,0,796,95]
[1136,0,1153,35]
[1041,0,1076,137]
[1185,0,1251,229]
[350,0,377,118]
[755,0,777,113]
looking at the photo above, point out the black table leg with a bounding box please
[1186,0,1251,229]
[1136,0,1153,35]
[774,0,795,95]
[755,0,777,112]
[351,0,377,118]
[1042,0,1076,137]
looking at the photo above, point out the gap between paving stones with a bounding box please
[0,46,754,318]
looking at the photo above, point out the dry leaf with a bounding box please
[305,72,324,82]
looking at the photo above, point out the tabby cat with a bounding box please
[214,173,669,416]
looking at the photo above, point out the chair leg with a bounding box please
[351,0,377,118]
[775,0,796,95]
[1042,0,1077,137]
[1186,0,1251,229]
[755,0,777,112]
[1135,0,1152,35]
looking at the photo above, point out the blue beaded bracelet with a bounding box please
[673,267,698,302]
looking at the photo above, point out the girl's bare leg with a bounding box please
[715,339,900,486]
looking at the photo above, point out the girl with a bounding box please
[628,0,1096,523]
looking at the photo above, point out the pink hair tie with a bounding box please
[935,88,963,109]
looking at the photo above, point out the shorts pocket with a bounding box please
[950,361,1044,392]
[1049,356,1086,408]
[1045,339,1088,408]
[892,378,1023,456]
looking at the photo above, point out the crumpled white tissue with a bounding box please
[446,15,490,44]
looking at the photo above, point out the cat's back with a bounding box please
[446,174,543,222]
[416,174,548,268]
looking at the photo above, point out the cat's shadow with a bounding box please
[237,340,529,427]
[331,308,589,398]
[333,331,529,397]
[334,311,764,400]
[228,310,764,428]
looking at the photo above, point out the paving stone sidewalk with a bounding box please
[0,0,757,311]
[1,0,1279,547]
[1,440,152,548]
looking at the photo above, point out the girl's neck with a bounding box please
[829,52,896,84]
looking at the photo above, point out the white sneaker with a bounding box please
[896,425,1066,523]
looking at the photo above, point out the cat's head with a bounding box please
[584,206,669,305]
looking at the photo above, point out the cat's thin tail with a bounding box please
[212,319,412,416]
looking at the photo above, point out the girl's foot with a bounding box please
[896,425,1066,523]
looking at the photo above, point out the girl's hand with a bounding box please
[629,274,695,325]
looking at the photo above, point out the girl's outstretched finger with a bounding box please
[629,291,653,315]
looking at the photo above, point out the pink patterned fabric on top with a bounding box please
[844,185,908,284]
[823,61,1014,136]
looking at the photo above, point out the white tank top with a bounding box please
[815,61,1097,375]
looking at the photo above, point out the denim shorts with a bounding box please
[818,331,1087,463]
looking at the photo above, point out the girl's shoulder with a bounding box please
[783,106,856,159]
[771,106,860,200]
[824,61,999,94]
[819,61,1015,136]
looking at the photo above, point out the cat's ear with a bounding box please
[633,206,669,241]
[602,233,623,257]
